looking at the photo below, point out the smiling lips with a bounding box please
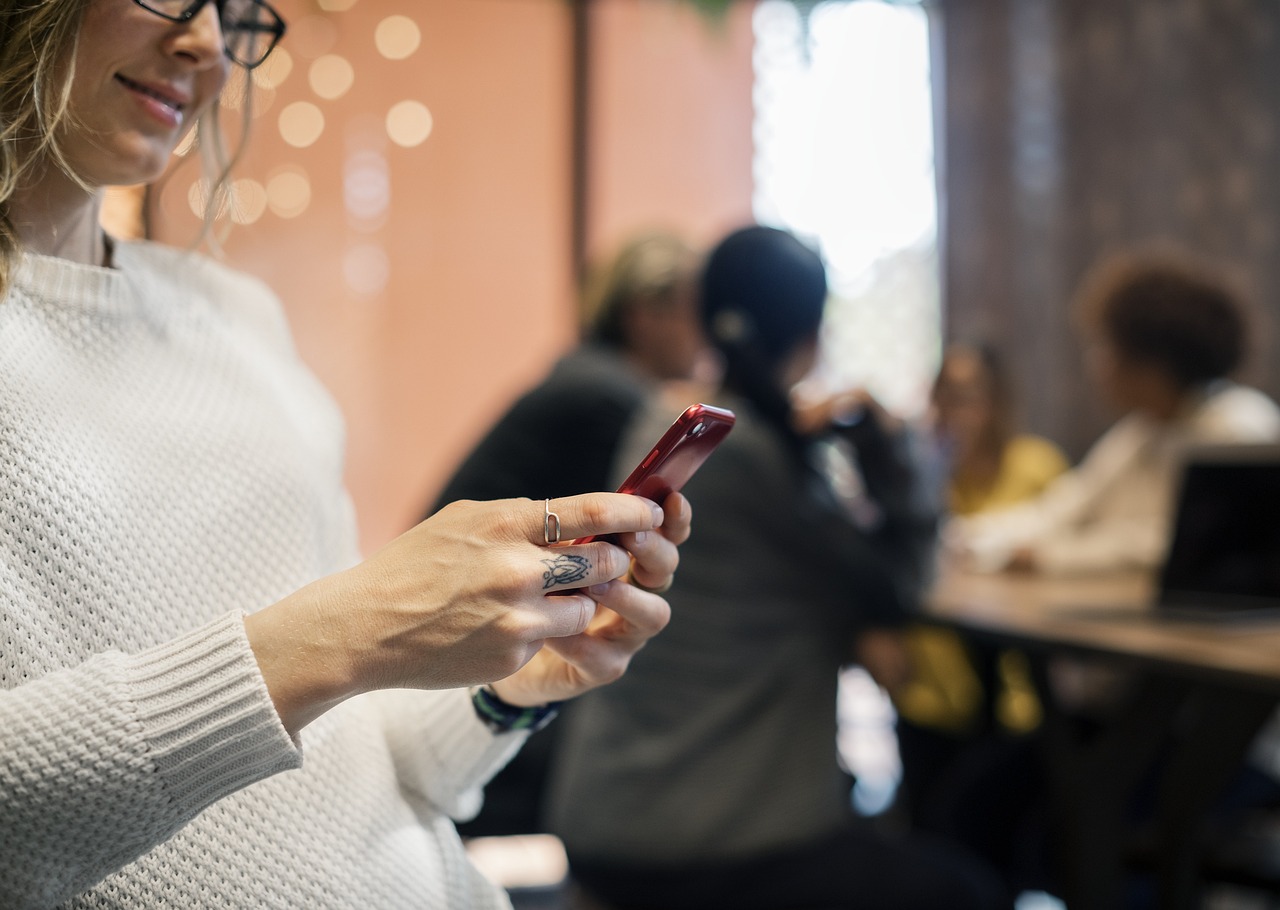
[115,73,188,127]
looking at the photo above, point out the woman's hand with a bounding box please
[245,492,682,735]
[490,490,689,707]
[791,387,897,437]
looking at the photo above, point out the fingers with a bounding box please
[615,491,689,591]
[658,491,692,545]
[618,527,678,592]
[541,580,671,682]
[588,579,671,640]
[526,493,663,546]
[534,541,630,593]
[524,590,596,642]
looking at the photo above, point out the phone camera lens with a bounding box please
[690,422,706,437]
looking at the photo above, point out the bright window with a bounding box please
[753,0,940,417]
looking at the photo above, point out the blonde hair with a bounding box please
[582,232,698,347]
[0,0,248,297]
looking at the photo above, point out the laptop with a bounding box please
[1155,444,1280,620]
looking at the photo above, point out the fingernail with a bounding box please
[588,582,612,597]
[650,503,664,526]
[633,530,649,546]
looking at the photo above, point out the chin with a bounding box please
[78,139,179,190]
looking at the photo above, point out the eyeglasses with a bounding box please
[131,0,287,70]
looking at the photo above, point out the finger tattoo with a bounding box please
[542,553,591,589]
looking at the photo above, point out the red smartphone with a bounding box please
[575,403,736,544]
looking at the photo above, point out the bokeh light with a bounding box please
[187,179,211,219]
[266,167,312,219]
[309,54,355,100]
[174,130,197,157]
[230,179,268,225]
[253,48,294,90]
[344,149,390,230]
[278,101,325,148]
[385,100,434,148]
[343,243,391,296]
[375,15,421,60]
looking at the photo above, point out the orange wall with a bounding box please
[585,1,756,260]
[155,0,754,553]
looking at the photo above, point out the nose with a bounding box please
[168,1,228,71]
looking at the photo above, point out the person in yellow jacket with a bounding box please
[895,342,1068,740]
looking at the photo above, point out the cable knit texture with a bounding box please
[0,243,521,909]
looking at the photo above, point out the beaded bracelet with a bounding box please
[470,685,563,734]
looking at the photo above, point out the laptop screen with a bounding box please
[1159,446,1280,613]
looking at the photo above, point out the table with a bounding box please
[926,567,1280,908]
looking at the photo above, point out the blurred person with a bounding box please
[547,225,1011,910]
[0,3,692,908]
[932,342,1070,519]
[430,232,705,839]
[895,342,1069,742]
[951,249,1280,576]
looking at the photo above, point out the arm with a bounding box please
[244,491,679,736]
[793,389,941,610]
[835,412,942,601]
[0,613,299,908]
[949,416,1151,572]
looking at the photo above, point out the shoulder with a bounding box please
[1005,434,1070,476]
[113,241,295,350]
[114,241,273,297]
[544,346,649,402]
[502,349,648,432]
[1193,383,1280,442]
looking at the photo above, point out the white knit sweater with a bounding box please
[0,243,522,909]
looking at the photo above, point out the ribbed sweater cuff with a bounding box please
[119,612,302,809]
[424,686,527,778]
[373,686,527,819]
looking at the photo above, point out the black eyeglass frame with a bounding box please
[130,0,287,70]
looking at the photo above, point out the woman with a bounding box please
[547,226,1009,910]
[894,342,1068,734]
[932,342,1069,519]
[0,2,688,907]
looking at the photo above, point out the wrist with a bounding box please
[470,684,562,734]
[244,580,361,737]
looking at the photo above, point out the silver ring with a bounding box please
[543,498,562,546]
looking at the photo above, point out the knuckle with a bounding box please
[493,499,535,540]
[573,598,595,635]
[432,498,472,522]
[493,647,528,681]
[491,551,533,596]
[602,544,631,580]
[592,652,629,686]
[579,495,612,531]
